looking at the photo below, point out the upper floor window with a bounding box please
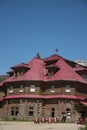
[65,85,71,92]
[14,72,18,77]
[9,86,13,93]
[50,85,55,93]
[30,84,36,92]
[19,85,24,92]
[48,72,54,78]
[14,71,23,78]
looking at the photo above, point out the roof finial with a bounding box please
[55,48,58,54]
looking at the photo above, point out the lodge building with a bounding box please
[0,54,87,122]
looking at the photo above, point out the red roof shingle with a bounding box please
[0,54,87,85]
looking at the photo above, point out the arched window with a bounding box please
[65,85,71,92]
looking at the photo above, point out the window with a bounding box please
[50,85,55,93]
[65,85,71,92]
[66,108,71,119]
[19,85,24,92]
[9,86,13,93]
[30,85,36,92]
[11,106,19,116]
[28,107,34,116]
[48,72,54,78]
[14,72,18,77]
[51,108,55,117]
[82,74,87,80]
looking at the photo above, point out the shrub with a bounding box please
[79,124,87,130]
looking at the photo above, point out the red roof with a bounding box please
[5,94,85,100]
[7,69,14,74]
[0,58,45,84]
[43,54,62,61]
[80,101,87,106]
[74,65,87,72]
[11,63,30,69]
[47,58,86,83]
[0,98,3,101]
[0,54,87,85]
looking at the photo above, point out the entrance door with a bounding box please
[51,108,55,117]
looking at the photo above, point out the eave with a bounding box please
[5,94,85,100]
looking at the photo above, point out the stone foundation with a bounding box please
[1,98,82,122]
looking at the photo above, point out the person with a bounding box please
[61,115,66,123]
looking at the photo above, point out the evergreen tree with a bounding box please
[36,53,41,59]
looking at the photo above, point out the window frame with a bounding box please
[50,85,55,93]
[82,74,87,80]
[28,106,34,116]
[30,84,36,92]
[19,85,24,92]
[65,85,71,92]
[11,106,19,116]
[66,108,71,119]
[9,86,13,93]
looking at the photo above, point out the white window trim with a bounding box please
[19,85,24,92]
[30,85,36,92]
[50,85,55,93]
[9,86,13,93]
[9,90,13,93]
[19,89,24,92]
[66,108,71,119]
[66,89,70,92]
[65,85,71,93]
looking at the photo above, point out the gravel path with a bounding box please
[0,122,83,130]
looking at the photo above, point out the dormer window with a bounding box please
[14,72,21,78]
[14,72,18,77]
[12,63,30,78]
[48,72,54,78]
[50,85,55,93]
[30,85,36,92]
[65,85,71,92]
[9,86,13,93]
[45,65,60,78]
[19,85,24,92]
[82,74,87,80]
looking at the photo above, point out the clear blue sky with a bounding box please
[0,0,87,74]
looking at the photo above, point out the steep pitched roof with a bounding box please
[11,63,30,69]
[21,57,45,80]
[43,54,62,61]
[0,57,45,84]
[74,64,87,72]
[0,54,87,85]
[47,57,86,83]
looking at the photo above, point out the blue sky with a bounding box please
[0,0,87,74]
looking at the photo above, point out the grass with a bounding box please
[78,124,87,130]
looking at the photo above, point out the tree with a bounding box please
[36,53,41,59]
